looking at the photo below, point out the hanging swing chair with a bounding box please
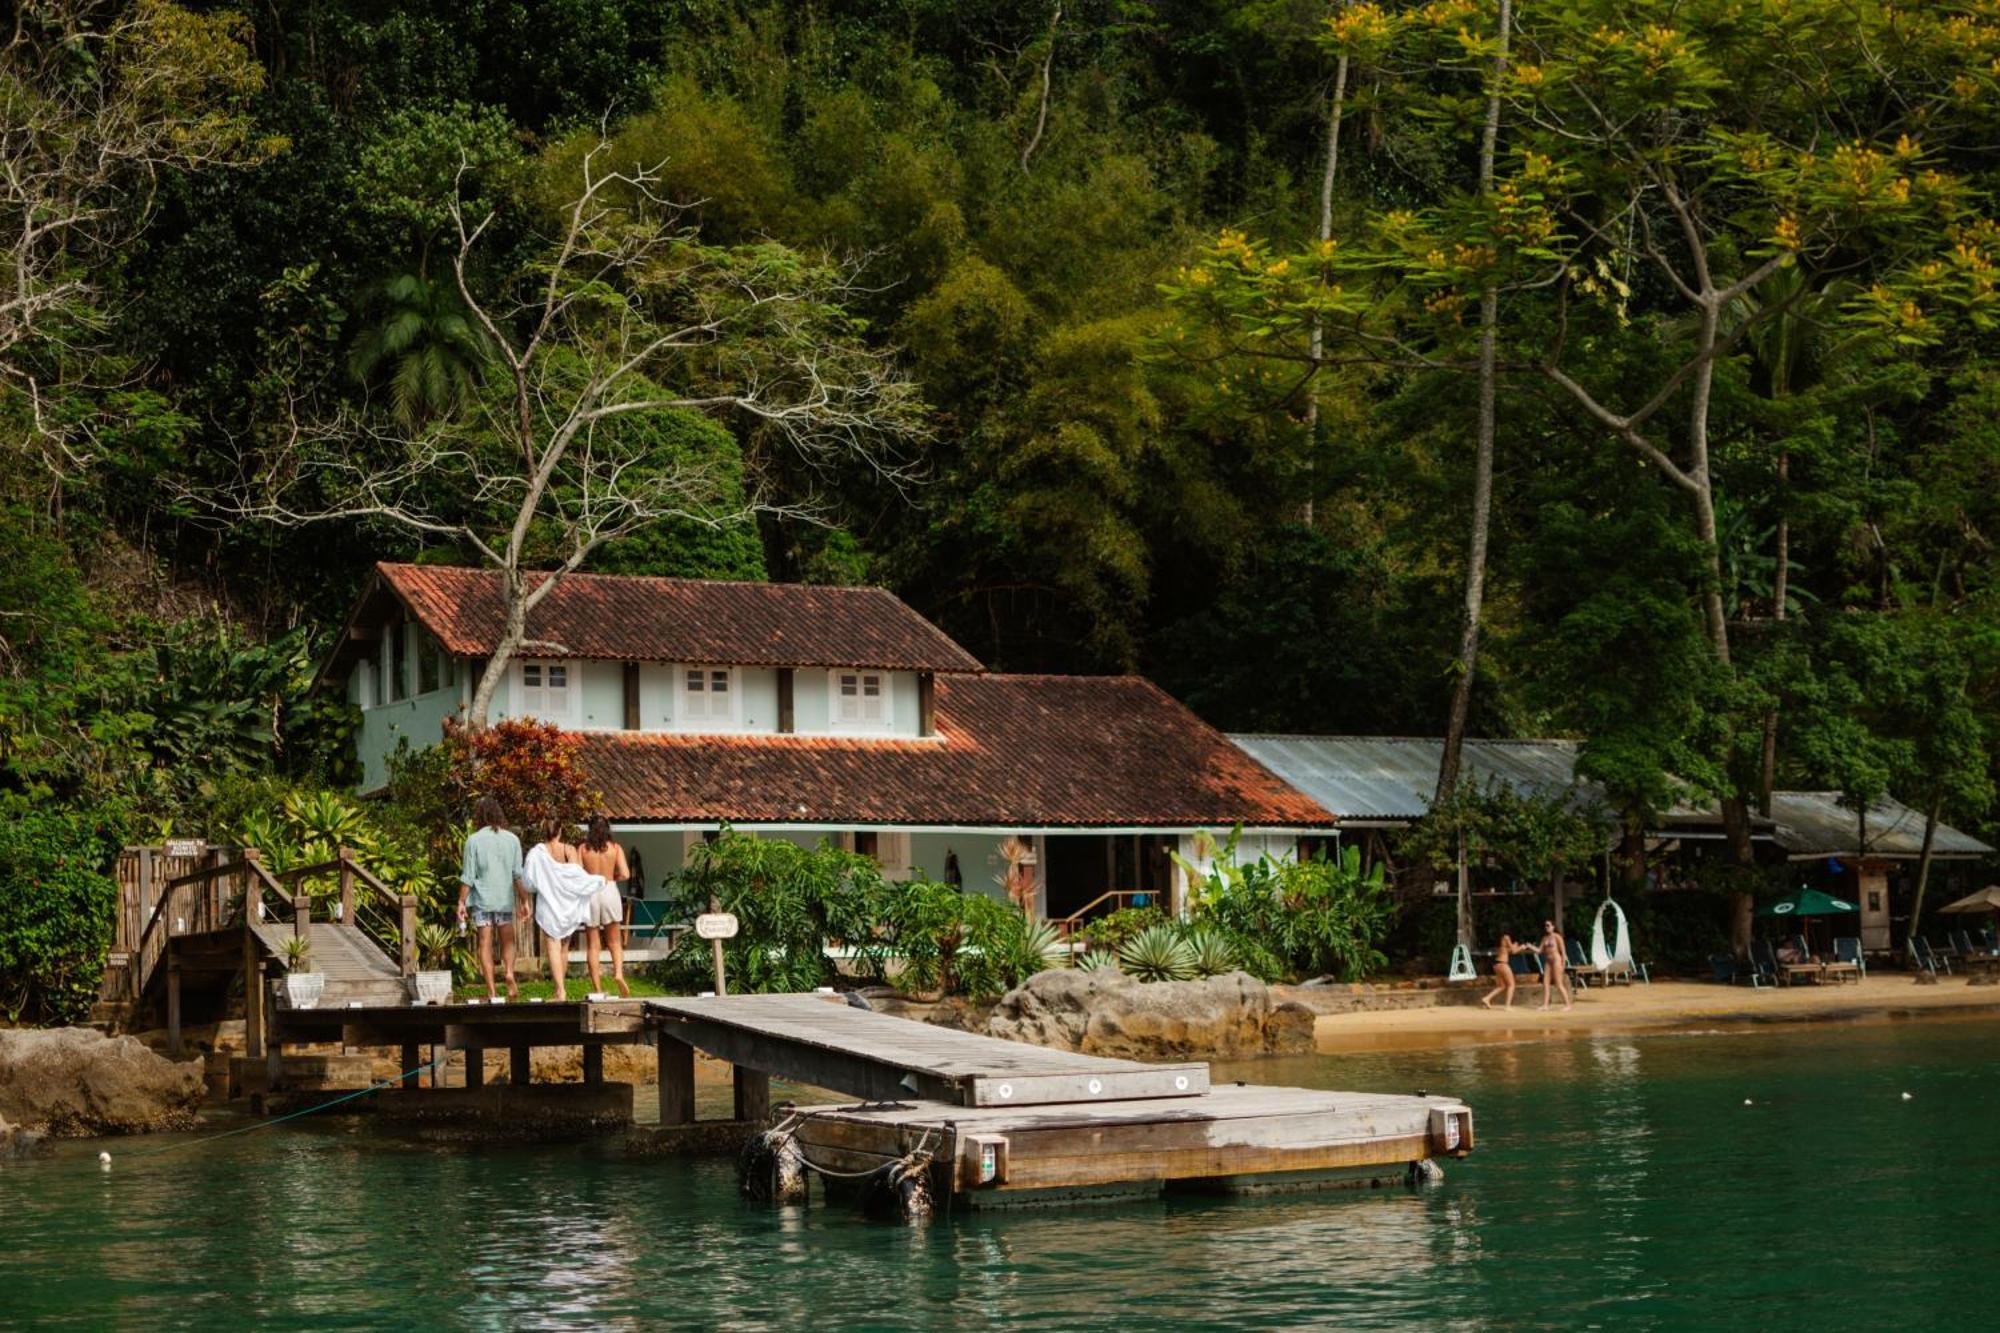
[1589,898,1648,984]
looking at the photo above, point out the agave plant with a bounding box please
[1183,927,1240,979]
[1077,949,1121,973]
[415,922,456,971]
[1015,919,1070,976]
[1119,924,1197,983]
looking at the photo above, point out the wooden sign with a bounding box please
[164,838,207,860]
[695,912,740,940]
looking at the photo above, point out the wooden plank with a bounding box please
[733,1066,770,1122]
[582,1044,604,1086]
[400,1041,421,1089]
[464,1047,484,1088]
[646,994,1208,1106]
[787,1085,1471,1195]
[511,1045,531,1087]
[659,1037,695,1126]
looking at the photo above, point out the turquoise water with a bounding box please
[4,1015,1996,1329]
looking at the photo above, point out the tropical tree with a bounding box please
[346,273,490,427]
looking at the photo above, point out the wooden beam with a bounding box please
[776,668,795,734]
[400,1041,421,1089]
[464,1047,484,1088]
[511,1045,531,1087]
[242,930,265,1062]
[583,1043,604,1086]
[166,959,182,1058]
[733,1066,770,1123]
[917,671,936,737]
[659,1037,695,1125]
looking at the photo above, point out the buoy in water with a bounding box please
[1743,1099,1753,1106]
[738,1130,808,1204]
[1901,1092,1913,1101]
[98,1151,112,1168]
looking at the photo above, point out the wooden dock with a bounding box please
[646,993,1473,1210]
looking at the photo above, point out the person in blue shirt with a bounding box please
[457,796,526,1001]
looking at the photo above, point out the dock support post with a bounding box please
[583,1043,604,1086]
[511,1045,531,1087]
[659,1038,695,1125]
[166,959,183,1058]
[733,1066,770,1124]
[400,1041,420,1089]
[243,930,265,1062]
[464,1048,483,1088]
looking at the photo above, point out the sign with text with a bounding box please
[163,838,207,860]
[694,912,740,941]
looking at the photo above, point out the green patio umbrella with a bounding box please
[1758,887,1860,919]
[1759,887,1859,959]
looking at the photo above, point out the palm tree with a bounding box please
[347,272,489,427]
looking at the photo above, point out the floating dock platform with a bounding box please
[648,994,1473,1209]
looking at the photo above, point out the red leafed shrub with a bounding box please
[442,717,599,832]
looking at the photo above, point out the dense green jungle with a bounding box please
[6,1,2000,1020]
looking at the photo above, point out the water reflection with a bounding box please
[5,1019,1998,1329]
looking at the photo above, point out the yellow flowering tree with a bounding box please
[1169,0,2000,953]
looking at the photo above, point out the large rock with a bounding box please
[984,969,1314,1060]
[1,1112,52,1161]
[0,1028,206,1137]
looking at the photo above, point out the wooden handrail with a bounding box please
[1050,889,1158,940]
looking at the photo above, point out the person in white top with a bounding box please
[522,819,611,1000]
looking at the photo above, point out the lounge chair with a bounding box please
[1829,936,1866,981]
[1909,936,1952,977]
[1949,928,1995,959]
[1566,937,1605,988]
[1513,950,1545,980]
[1710,953,1752,985]
[1748,939,1780,987]
[1779,934,1825,985]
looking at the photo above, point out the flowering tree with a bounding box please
[1168,0,2000,951]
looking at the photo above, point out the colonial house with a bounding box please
[320,563,1330,921]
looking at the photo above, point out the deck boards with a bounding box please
[788,1084,1473,1200]
[646,993,1208,1106]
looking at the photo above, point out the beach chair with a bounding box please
[1749,939,1781,987]
[1908,936,1952,977]
[1513,950,1545,980]
[1565,937,1602,988]
[1949,928,1995,959]
[1709,953,1747,985]
[1830,936,1866,981]
[1779,935,1825,985]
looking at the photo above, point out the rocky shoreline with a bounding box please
[0,1028,205,1139]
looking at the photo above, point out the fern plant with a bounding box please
[1119,924,1197,982]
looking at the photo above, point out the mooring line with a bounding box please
[103,1053,452,1163]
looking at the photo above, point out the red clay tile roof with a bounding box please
[377,563,982,672]
[574,674,1332,828]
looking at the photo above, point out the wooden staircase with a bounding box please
[130,848,420,1058]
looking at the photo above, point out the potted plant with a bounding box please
[411,922,456,1006]
[279,932,325,1009]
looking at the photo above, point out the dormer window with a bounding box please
[517,659,573,722]
[682,666,735,726]
[830,669,891,731]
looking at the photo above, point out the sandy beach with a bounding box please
[1311,976,2000,1054]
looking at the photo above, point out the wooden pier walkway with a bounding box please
[646,993,1209,1106]
[646,993,1473,1208]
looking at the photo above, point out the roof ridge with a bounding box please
[378,560,901,596]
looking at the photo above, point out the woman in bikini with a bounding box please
[1538,918,1573,1011]
[575,815,632,997]
[1480,931,1530,1009]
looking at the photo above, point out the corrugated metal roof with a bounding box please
[1765,792,1994,859]
[1227,735,1590,823]
[1229,735,1993,859]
